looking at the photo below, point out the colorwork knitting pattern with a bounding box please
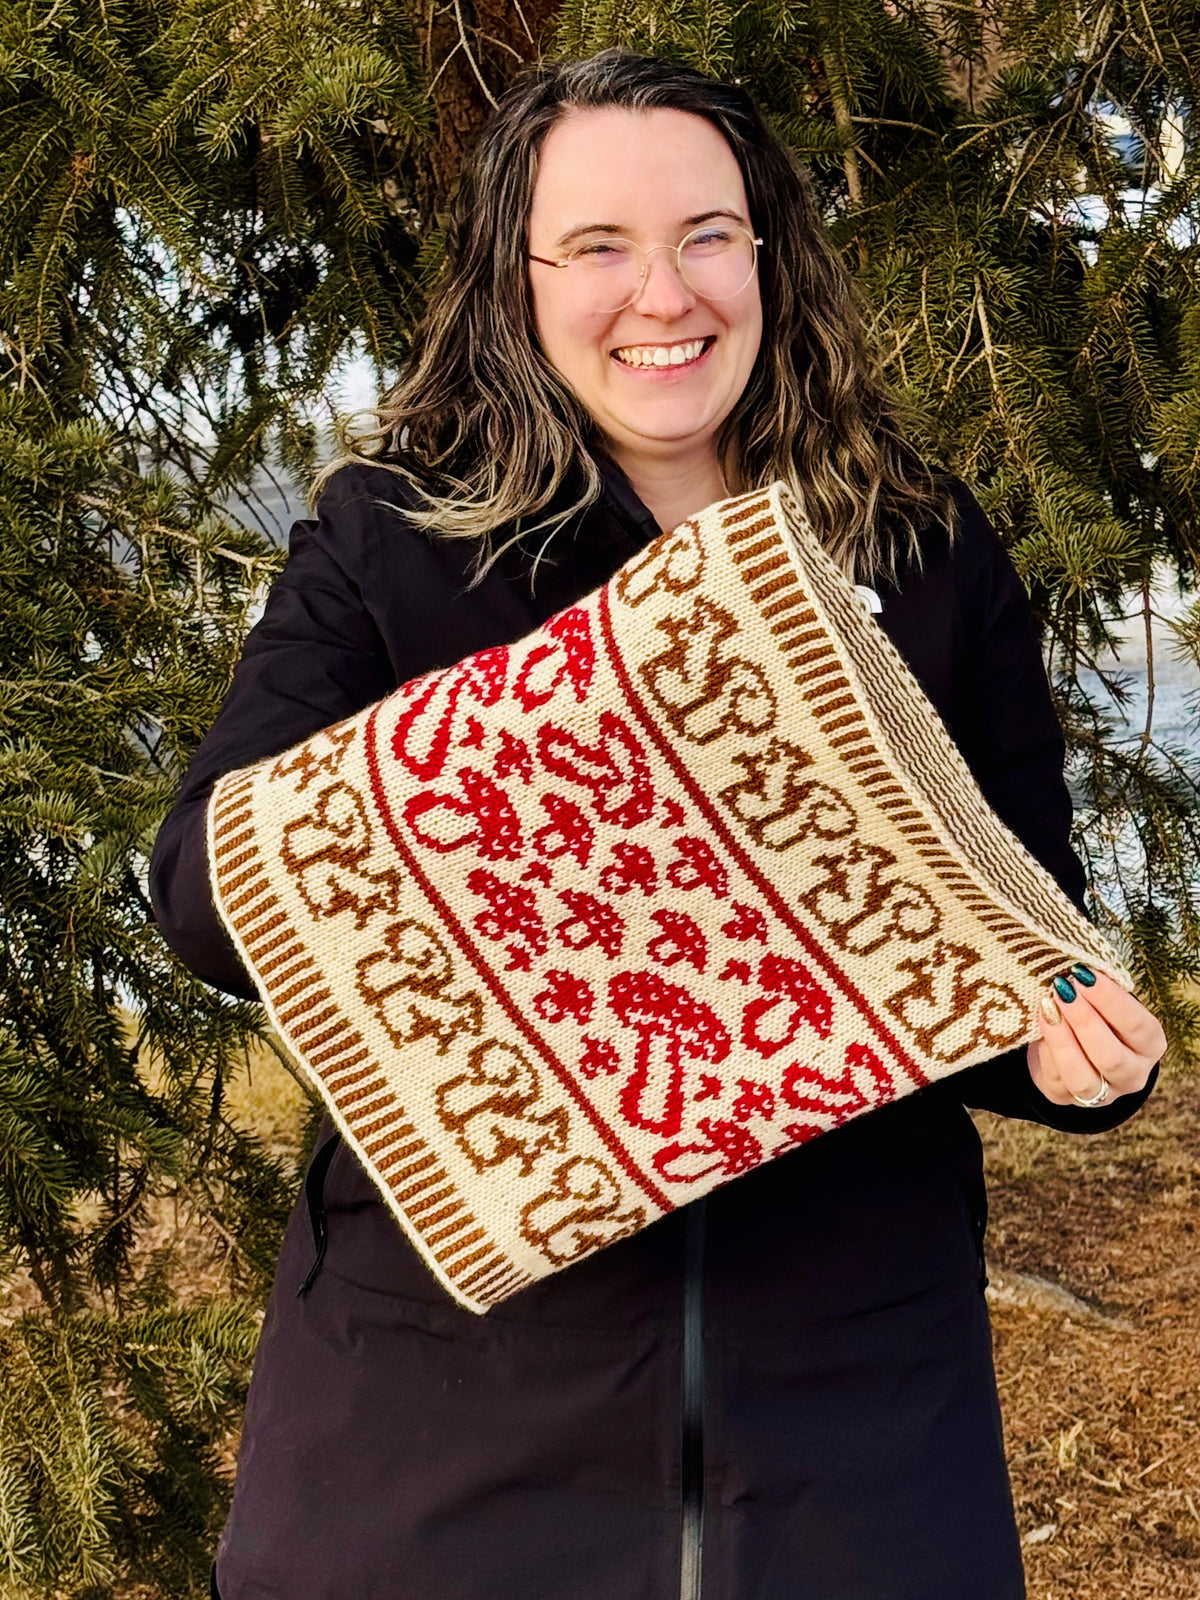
[208,484,1132,1312]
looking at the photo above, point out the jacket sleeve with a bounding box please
[941,485,1158,1131]
[149,468,398,997]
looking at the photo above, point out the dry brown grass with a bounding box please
[222,1035,311,1156]
[978,1061,1200,1598]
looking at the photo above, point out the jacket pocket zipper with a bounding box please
[297,1130,342,1297]
[680,1198,706,1600]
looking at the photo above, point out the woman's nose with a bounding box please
[630,247,697,316]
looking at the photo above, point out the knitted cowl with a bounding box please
[207,484,1130,1313]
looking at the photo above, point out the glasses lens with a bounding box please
[678,226,757,301]
[566,228,758,311]
[567,239,644,313]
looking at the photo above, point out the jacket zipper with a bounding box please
[680,1197,706,1600]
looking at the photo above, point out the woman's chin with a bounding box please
[601,400,724,452]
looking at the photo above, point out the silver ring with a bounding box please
[1070,1074,1110,1108]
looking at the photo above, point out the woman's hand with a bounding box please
[1026,966,1166,1107]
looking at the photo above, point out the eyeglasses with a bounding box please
[528,224,763,313]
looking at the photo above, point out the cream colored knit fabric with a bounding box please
[208,484,1132,1313]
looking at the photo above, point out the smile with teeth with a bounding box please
[612,336,713,368]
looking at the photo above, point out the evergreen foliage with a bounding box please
[0,1302,258,1593]
[0,394,300,1592]
[1,0,1197,1591]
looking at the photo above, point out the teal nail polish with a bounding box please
[1071,963,1096,987]
[1052,974,1077,1003]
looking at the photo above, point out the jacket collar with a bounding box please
[591,451,662,544]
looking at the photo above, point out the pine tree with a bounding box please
[1,1,1197,1592]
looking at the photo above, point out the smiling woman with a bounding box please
[525,107,762,532]
[150,46,1161,1600]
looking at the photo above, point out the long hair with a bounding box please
[321,49,951,582]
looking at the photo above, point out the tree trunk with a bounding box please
[407,0,562,216]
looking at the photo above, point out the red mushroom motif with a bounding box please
[404,766,523,861]
[493,729,533,783]
[532,969,596,1026]
[741,952,833,1058]
[536,711,655,828]
[608,970,731,1137]
[720,901,768,944]
[392,646,509,781]
[512,606,595,711]
[646,908,707,972]
[554,889,625,959]
[780,1042,893,1132]
[532,792,594,867]
[578,1036,621,1079]
[599,841,658,897]
[653,1117,764,1184]
[664,836,729,898]
[466,869,548,968]
[731,1077,776,1122]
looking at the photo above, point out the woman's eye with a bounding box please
[576,242,630,260]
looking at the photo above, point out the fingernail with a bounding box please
[1052,974,1077,1003]
[1071,963,1096,987]
[1039,991,1061,1026]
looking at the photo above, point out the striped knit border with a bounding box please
[207,767,534,1312]
[721,486,1131,991]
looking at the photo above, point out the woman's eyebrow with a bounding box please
[552,208,747,248]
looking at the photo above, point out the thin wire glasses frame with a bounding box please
[528,223,764,313]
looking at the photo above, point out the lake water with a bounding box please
[1077,578,1198,754]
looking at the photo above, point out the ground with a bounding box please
[978,1067,1200,1598]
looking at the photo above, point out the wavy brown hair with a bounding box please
[322,49,951,582]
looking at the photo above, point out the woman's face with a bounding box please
[528,106,763,469]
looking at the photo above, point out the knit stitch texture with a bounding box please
[208,484,1132,1312]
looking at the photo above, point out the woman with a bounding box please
[151,49,1163,1600]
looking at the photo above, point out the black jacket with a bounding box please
[151,459,1153,1600]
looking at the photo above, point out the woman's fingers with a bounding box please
[1027,967,1164,1107]
[1028,1014,1115,1105]
[1063,970,1167,1060]
[1049,990,1147,1094]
